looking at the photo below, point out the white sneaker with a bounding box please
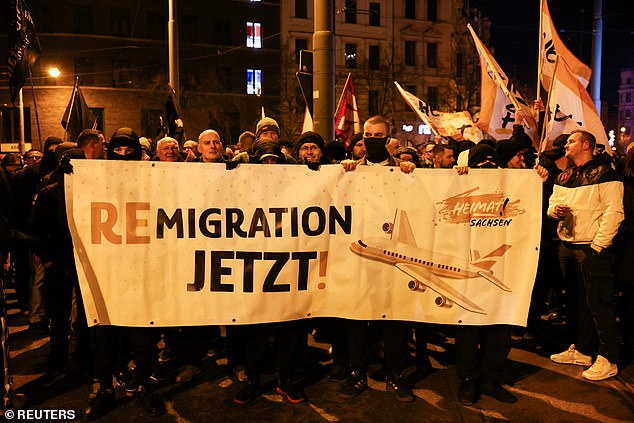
[550,344,593,366]
[582,355,618,381]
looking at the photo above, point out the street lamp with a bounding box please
[48,67,61,78]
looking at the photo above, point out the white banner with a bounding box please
[66,161,542,327]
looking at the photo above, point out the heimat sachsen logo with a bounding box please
[435,187,525,227]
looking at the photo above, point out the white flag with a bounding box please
[394,82,482,142]
[301,105,313,133]
[467,24,538,148]
[544,56,609,154]
[539,0,591,90]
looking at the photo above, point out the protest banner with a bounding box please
[66,161,542,327]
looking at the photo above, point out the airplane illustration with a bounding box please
[350,209,512,315]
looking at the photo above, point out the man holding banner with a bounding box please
[338,116,416,403]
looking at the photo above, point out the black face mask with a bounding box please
[363,136,389,163]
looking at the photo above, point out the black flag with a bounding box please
[165,89,181,137]
[61,78,93,141]
[8,0,41,104]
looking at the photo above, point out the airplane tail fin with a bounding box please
[471,244,511,271]
[388,209,418,247]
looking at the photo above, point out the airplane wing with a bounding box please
[396,263,486,315]
[477,270,511,292]
[391,210,418,247]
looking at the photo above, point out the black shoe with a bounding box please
[458,378,478,405]
[338,370,368,399]
[277,380,307,404]
[114,369,138,394]
[234,378,261,405]
[326,364,350,383]
[85,389,115,421]
[481,383,517,404]
[38,370,66,387]
[136,387,165,417]
[386,377,415,402]
[150,365,171,382]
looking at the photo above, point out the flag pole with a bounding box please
[26,47,42,150]
[539,55,559,153]
[18,89,25,155]
[335,73,351,117]
[536,0,544,118]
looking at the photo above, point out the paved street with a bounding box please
[4,294,634,423]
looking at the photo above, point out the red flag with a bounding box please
[334,73,361,149]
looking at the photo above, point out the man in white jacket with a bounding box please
[548,130,623,381]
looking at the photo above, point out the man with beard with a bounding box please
[347,133,366,161]
[294,131,328,165]
[431,144,456,169]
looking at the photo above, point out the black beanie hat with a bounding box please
[468,143,497,168]
[108,127,142,161]
[294,131,325,154]
[495,139,523,167]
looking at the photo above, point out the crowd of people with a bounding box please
[1,111,633,419]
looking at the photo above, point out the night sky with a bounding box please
[471,0,634,108]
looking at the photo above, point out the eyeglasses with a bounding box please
[299,145,320,152]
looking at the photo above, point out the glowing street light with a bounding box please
[48,67,61,78]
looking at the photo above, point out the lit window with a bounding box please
[345,43,357,68]
[246,69,262,95]
[246,22,262,48]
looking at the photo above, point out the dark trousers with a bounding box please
[46,258,90,372]
[455,325,511,385]
[529,240,563,331]
[93,326,158,388]
[169,325,220,366]
[559,243,619,363]
[347,320,408,378]
[243,320,306,381]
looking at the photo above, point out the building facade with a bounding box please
[1,0,280,151]
[1,0,482,152]
[279,0,479,145]
[617,68,634,151]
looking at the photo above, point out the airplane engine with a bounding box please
[435,296,453,308]
[382,222,394,234]
[408,280,426,292]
